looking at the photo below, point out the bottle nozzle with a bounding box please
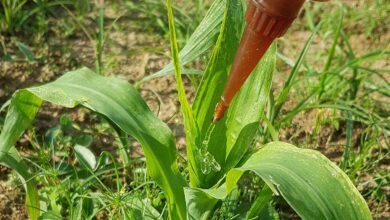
[213,0,307,122]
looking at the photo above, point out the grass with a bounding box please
[0,0,389,219]
[124,0,211,45]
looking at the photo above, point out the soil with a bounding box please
[0,2,389,219]
[0,168,26,220]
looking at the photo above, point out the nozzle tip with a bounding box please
[213,100,228,123]
[212,115,220,124]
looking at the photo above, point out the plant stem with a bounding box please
[96,1,104,75]
[318,5,343,99]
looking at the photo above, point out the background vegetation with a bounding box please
[0,0,389,219]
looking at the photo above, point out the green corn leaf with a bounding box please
[184,187,220,220]
[0,88,41,220]
[0,91,42,158]
[191,0,244,188]
[192,0,244,136]
[137,0,225,86]
[223,43,276,173]
[184,183,228,219]
[0,68,186,219]
[225,142,372,220]
[189,142,372,219]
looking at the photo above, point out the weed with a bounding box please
[125,0,211,45]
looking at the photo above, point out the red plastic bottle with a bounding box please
[213,0,327,122]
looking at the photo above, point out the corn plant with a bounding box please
[0,0,373,219]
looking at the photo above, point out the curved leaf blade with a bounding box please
[0,68,187,219]
[0,91,41,159]
[0,91,42,220]
[227,142,371,220]
[184,187,220,220]
[28,68,187,219]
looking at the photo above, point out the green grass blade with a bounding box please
[226,142,372,220]
[166,0,202,190]
[15,41,35,62]
[0,68,187,220]
[137,0,225,86]
[272,25,320,123]
[340,111,353,170]
[280,51,387,126]
[318,3,344,99]
[70,198,83,220]
[95,4,104,75]
[323,5,344,73]
[282,102,390,134]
